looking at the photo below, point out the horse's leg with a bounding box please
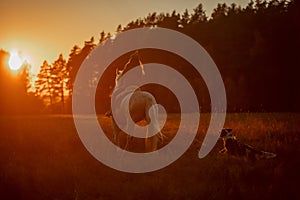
[145,128,159,151]
[145,103,161,151]
[112,118,121,147]
[145,126,151,151]
[124,118,134,150]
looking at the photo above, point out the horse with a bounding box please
[109,67,163,151]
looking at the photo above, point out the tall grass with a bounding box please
[0,113,299,199]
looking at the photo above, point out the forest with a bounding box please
[0,0,299,114]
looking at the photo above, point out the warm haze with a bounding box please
[0,1,299,199]
[0,0,249,74]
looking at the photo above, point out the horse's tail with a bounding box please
[145,100,167,150]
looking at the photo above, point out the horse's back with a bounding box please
[129,91,156,122]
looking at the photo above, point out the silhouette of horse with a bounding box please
[109,62,163,151]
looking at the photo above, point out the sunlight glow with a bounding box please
[8,50,29,71]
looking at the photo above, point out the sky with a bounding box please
[0,0,249,74]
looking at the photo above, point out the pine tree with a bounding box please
[116,24,122,33]
[51,54,68,110]
[180,9,190,28]
[35,60,53,105]
[19,62,32,94]
[190,3,207,24]
[99,31,106,44]
[67,37,96,95]
[66,45,80,95]
[35,54,69,110]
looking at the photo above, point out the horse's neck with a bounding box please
[114,83,137,101]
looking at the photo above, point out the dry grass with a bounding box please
[0,113,299,199]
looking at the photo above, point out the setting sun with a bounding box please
[8,50,27,71]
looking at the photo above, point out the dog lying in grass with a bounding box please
[219,129,277,161]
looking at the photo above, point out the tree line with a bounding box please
[0,0,299,114]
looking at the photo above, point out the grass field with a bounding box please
[0,113,299,200]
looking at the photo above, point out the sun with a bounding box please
[8,50,27,71]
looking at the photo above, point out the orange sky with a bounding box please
[0,0,248,74]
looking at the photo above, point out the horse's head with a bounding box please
[115,51,144,88]
[115,68,124,86]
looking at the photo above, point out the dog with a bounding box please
[219,129,277,161]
